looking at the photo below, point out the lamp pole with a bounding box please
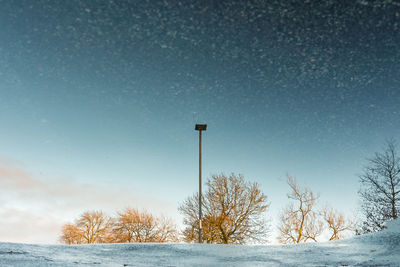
[195,124,207,244]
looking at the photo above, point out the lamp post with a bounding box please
[195,123,207,244]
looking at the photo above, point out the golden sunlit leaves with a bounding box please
[322,205,355,241]
[179,173,270,244]
[277,174,323,244]
[60,211,112,244]
[60,209,178,244]
[278,174,355,244]
[112,208,179,243]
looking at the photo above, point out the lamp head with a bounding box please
[195,124,207,131]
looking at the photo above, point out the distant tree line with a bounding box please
[60,209,178,244]
[60,140,400,245]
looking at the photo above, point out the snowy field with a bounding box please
[1,220,399,267]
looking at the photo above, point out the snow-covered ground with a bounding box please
[1,220,399,266]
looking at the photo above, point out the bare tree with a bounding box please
[180,194,202,243]
[156,216,180,243]
[77,211,113,244]
[60,210,113,244]
[60,223,82,244]
[358,140,400,234]
[113,208,179,243]
[322,205,355,241]
[277,174,323,244]
[179,173,270,244]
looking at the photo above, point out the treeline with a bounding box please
[60,140,400,244]
[60,209,179,244]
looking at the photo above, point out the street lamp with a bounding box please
[195,123,207,243]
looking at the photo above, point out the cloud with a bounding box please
[0,167,40,190]
[0,208,63,244]
[0,156,178,244]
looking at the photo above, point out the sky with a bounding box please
[0,0,400,244]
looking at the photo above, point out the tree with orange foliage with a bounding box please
[322,205,355,241]
[277,174,323,244]
[112,208,179,243]
[60,209,178,244]
[60,210,113,244]
[179,173,270,244]
[59,223,82,244]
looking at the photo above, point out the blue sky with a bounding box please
[0,0,399,243]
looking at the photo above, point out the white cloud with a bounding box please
[0,156,178,244]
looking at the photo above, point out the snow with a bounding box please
[1,219,399,266]
[385,219,400,234]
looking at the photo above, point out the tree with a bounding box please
[60,210,113,244]
[156,216,180,243]
[112,208,179,243]
[59,223,82,244]
[358,140,400,233]
[60,209,179,244]
[277,174,323,244]
[322,205,355,241]
[76,211,113,244]
[179,173,270,244]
